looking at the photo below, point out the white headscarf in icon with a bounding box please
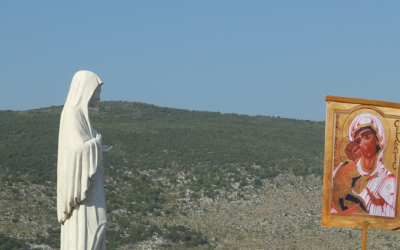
[348,113,385,163]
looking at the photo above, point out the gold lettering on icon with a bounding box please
[334,113,340,167]
[393,120,400,170]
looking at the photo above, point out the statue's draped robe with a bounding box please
[57,71,106,249]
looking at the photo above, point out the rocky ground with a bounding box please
[2,174,400,249]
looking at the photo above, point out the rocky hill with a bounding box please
[1,102,399,249]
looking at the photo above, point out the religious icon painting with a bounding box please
[322,96,400,230]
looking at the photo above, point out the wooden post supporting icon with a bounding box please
[361,223,368,250]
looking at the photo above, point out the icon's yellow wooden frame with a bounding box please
[322,95,400,230]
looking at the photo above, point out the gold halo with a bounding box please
[338,138,351,163]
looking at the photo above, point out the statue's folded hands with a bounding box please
[102,145,113,153]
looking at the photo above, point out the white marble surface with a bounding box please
[57,70,112,249]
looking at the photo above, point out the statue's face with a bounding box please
[89,85,102,108]
[354,128,378,158]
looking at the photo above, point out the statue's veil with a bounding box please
[57,70,103,223]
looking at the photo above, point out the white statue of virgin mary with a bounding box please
[57,70,112,249]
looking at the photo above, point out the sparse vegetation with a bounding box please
[1,102,399,249]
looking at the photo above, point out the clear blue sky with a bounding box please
[1,1,399,121]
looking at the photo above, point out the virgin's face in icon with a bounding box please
[354,128,378,158]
